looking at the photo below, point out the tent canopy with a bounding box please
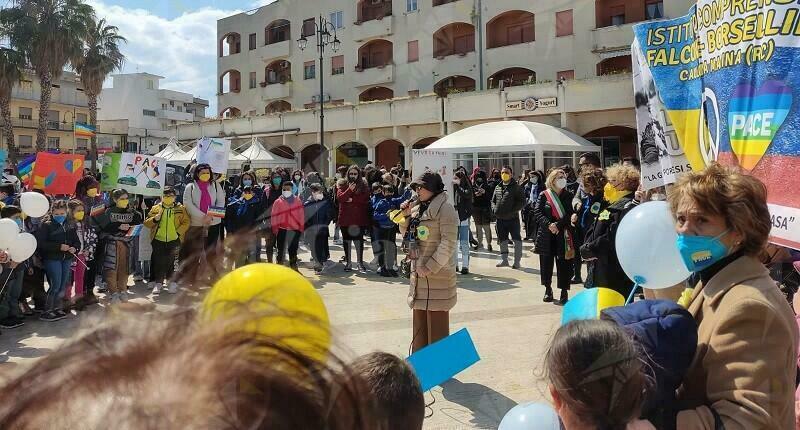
[237,139,296,167]
[428,121,601,154]
[168,143,248,169]
[154,139,186,161]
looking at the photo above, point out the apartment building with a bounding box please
[0,70,91,158]
[186,0,694,175]
[98,73,209,154]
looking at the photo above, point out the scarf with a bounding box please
[542,188,575,260]
[198,181,212,213]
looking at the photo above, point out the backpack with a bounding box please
[601,300,698,428]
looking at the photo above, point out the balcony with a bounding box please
[156,109,193,122]
[261,83,293,101]
[2,117,77,131]
[352,64,394,88]
[433,51,477,80]
[258,39,292,61]
[430,0,470,25]
[11,88,89,107]
[351,15,394,42]
[158,89,194,103]
[592,23,635,53]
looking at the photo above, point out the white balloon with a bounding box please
[8,232,37,262]
[20,192,50,218]
[0,218,19,250]
[615,201,691,290]
[499,402,560,430]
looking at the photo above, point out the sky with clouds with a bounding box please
[87,0,276,115]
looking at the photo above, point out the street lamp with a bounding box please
[298,15,340,176]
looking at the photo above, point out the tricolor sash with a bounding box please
[542,189,575,260]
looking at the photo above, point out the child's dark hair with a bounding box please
[163,186,176,196]
[281,180,293,189]
[545,319,651,430]
[242,186,253,193]
[351,352,424,430]
[0,183,14,196]
[308,183,324,193]
[0,205,21,218]
[371,183,383,193]
[382,184,395,195]
[47,200,69,222]
[111,189,129,201]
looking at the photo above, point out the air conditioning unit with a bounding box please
[311,94,331,103]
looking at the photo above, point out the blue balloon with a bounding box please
[498,402,561,430]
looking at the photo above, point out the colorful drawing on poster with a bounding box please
[632,2,800,249]
[100,153,166,197]
[30,153,84,194]
[196,137,231,174]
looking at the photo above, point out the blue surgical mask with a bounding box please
[53,215,67,224]
[272,177,282,186]
[676,230,730,272]
[242,179,253,187]
[14,218,22,229]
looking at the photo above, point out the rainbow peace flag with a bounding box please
[74,123,96,138]
[17,154,36,185]
[207,206,226,218]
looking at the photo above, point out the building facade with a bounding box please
[176,0,694,175]
[0,70,91,158]
[98,73,209,155]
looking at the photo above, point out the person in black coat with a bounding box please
[226,186,263,266]
[533,169,575,305]
[304,183,333,274]
[453,170,473,274]
[491,166,525,268]
[580,164,641,300]
[574,167,608,289]
[522,170,545,240]
[470,169,493,251]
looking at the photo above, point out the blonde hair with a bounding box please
[545,169,565,191]
[668,163,771,256]
[605,164,640,192]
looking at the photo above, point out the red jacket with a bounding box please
[270,196,305,235]
[336,183,370,227]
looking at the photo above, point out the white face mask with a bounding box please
[313,193,324,201]
[555,178,567,190]
[650,193,667,201]
[530,176,539,184]
[294,175,301,180]
[282,191,293,198]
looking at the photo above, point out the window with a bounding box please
[331,55,344,75]
[143,109,156,117]
[46,110,59,129]
[18,107,32,120]
[407,40,419,62]
[162,103,167,110]
[171,120,177,125]
[177,106,183,112]
[47,137,60,150]
[249,33,257,50]
[330,11,343,29]
[646,1,664,20]
[302,18,315,37]
[18,135,33,149]
[77,138,88,150]
[304,61,316,80]
[407,0,418,12]
[249,71,257,89]
[76,113,88,123]
[557,70,575,81]
[408,90,419,97]
[147,80,154,89]
[556,10,573,36]
[170,100,175,107]
[610,6,625,25]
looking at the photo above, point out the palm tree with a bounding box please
[2,0,94,152]
[75,19,125,173]
[0,48,25,168]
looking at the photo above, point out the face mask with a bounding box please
[87,188,98,198]
[501,173,511,183]
[348,175,358,181]
[603,183,627,203]
[476,178,483,183]
[555,178,567,190]
[282,191,293,198]
[53,214,66,224]
[13,218,22,229]
[242,179,253,187]
[294,175,301,181]
[530,176,539,185]
[199,173,211,182]
[676,231,730,272]
[243,194,254,201]
[162,196,176,206]
[116,199,129,209]
[313,193,324,201]
[272,177,282,186]
[73,211,85,221]
[651,193,667,201]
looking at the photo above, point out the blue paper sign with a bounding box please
[0,149,6,169]
[407,328,480,392]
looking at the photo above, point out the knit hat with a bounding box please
[410,171,444,193]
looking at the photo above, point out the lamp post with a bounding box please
[297,15,340,176]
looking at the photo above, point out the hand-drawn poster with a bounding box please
[101,153,166,197]
[31,152,84,195]
[196,137,230,174]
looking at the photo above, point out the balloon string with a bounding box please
[69,252,90,270]
[625,283,639,305]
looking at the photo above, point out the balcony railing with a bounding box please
[2,117,77,131]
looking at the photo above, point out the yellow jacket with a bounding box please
[143,203,190,243]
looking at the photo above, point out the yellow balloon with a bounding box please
[201,263,330,363]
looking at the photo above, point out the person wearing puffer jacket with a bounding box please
[181,164,226,265]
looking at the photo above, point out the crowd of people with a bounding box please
[3,154,800,429]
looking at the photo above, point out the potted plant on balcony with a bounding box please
[260,81,267,87]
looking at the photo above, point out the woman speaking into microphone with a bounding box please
[399,172,459,353]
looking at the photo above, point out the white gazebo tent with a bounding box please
[237,138,296,169]
[426,121,602,172]
[153,138,186,162]
[169,142,248,172]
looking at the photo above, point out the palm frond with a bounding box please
[77,17,126,95]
